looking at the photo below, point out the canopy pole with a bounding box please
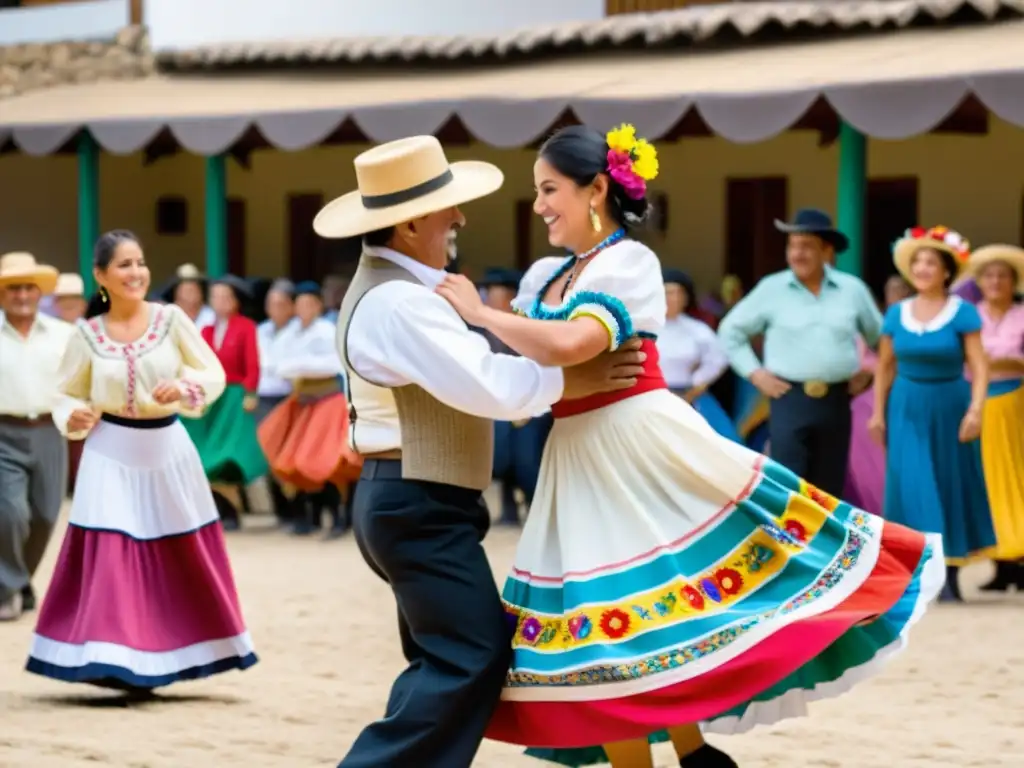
[835,121,867,277]
[204,154,228,278]
[76,131,100,294]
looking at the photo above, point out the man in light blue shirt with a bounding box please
[718,208,883,495]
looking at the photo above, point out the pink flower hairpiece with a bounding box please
[604,123,659,201]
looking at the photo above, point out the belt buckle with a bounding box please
[803,380,828,398]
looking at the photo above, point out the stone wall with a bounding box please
[0,26,154,100]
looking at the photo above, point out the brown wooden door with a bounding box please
[725,177,788,291]
[226,197,246,276]
[865,178,918,298]
[287,193,324,281]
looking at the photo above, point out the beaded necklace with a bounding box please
[560,228,626,300]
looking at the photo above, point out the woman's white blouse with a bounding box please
[274,317,344,380]
[656,314,729,390]
[512,240,667,350]
[52,303,227,439]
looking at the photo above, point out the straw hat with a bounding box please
[0,252,59,294]
[967,244,1024,292]
[892,225,971,283]
[54,273,85,297]
[313,136,504,239]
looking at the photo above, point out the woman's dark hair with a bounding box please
[85,229,141,318]
[539,125,651,230]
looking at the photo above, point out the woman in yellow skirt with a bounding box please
[969,244,1024,591]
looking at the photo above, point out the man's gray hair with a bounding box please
[269,278,295,298]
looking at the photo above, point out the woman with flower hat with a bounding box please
[436,124,943,767]
[965,244,1024,591]
[868,226,995,603]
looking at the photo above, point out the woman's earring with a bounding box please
[589,206,602,233]
[100,286,108,303]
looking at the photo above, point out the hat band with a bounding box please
[361,169,454,210]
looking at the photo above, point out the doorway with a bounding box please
[865,178,919,299]
[725,177,788,291]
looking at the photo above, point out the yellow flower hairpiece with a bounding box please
[605,123,660,182]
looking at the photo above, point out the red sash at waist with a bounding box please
[551,338,667,419]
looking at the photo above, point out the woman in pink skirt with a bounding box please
[843,275,912,515]
[28,230,257,693]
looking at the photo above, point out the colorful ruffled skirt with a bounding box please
[27,415,258,687]
[181,383,268,484]
[484,390,943,765]
[257,382,362,493]
[980,379,1024,559]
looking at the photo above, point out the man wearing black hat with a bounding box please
[476,267,553,526]
[718,208,883,496]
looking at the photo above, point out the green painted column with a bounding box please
[204,154,228,278]
[76,131,100,295]
[835,121,867,277]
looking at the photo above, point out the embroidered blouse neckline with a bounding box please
[537,239,631,310]
[900,295,961,335]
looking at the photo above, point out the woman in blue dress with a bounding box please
[869,226,996,602]
[658,269,741,443]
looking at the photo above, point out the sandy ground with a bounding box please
[1,487,1022,768]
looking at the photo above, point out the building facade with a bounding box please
[1,0,1022,297]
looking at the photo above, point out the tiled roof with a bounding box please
[156,0,1024,70]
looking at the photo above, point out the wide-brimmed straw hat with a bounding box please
[313,136,504,239]
[967,244,1024,292]
[892,225,971,283]
[54,273,85,297]
[0,252,59,294]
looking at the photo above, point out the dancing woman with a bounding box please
[436,125,943,768]
[27,230,258,691]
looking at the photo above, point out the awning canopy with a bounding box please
[2,21,1023,156]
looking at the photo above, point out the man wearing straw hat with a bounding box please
[318,135,645,768]
[0,252,76,621]
[53,272,88,325]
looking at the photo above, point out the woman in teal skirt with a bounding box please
[181,274,268,527]
[869,226,995,602]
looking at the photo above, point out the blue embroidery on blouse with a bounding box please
[527,253,658,345]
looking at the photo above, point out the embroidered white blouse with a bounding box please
[52,303,227,440]
[512,239,667,350]
[656,314,729,390]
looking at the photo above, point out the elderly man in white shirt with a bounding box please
[317,136,645,768]
[0,252,76,621]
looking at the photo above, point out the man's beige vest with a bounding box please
[338,253,493,491]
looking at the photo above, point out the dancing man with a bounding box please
[0,252,75,621]
[314,135,645,768]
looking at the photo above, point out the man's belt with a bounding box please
[362,448,401,461]
[782,379,848,399]
[294,377,341,398]
[0,413,52,427]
